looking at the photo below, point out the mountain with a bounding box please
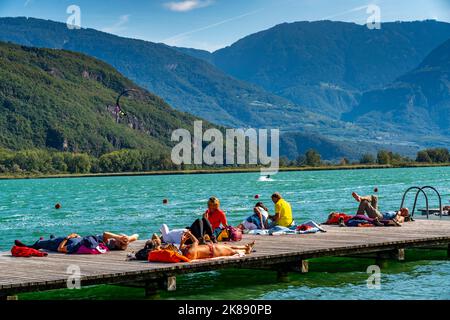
[0,17,323,130]
[343,38,450,146]
[0,41,201,156]
[172,46,215,65]
[210,20,450,117]
[0,40,377,161]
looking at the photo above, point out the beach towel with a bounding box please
[148,249,191,263]
[11,245,48,258]
[247,220,325,235]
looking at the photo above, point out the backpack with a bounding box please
[217,226,242,242]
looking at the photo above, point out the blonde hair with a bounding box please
[208,197,220,209]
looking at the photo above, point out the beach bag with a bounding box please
[228,226,242,242]
[216,226,242,242]
[76,243,109,255]
[216,228,229,242]
[148,249,190,263]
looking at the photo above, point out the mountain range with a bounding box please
[0,17,318,130]
[183,20,450,118]
[344,38,450,141]
[0,17,449,160]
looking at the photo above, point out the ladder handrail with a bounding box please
[412,187,429,219]
[399,186,429,218]
[420,186,443,218]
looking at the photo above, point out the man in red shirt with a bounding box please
[204,197,228,231]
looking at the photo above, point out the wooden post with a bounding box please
[0,295,18,301]
[396,248,405,261]
[277,270,289,282]
[299,260,309,273]
[144,281,159,298]
[162,276,177,292]
[377,249,405,261]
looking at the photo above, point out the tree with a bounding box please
[425,148,449,163]
[416,150,432,163]
[295,155,306,166]
[360,153,375,164]
[279,156,290,167]
[305,149,321,166]
[377,150,391,165]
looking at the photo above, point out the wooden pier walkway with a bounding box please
[1,219,450,298]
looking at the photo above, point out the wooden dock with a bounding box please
[1,219,450,298]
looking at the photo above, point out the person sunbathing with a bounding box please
[179,230,255,260]
[15,232,139,254]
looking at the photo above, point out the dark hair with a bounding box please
[255,202,268,212]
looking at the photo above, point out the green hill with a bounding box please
[0,41,200,157]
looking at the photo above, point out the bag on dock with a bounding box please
[216,226,242,242]
[148,249,190,263]
[11,245,48,258]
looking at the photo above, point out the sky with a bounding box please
[1,0,450,51]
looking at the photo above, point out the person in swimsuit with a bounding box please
[179,230,255,260]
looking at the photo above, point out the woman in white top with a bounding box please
[239,202,270,231]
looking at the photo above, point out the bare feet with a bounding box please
[245,241,256,254]
[352,192,361,202]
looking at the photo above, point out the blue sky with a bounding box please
[1,0,450,51]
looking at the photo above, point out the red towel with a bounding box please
[325,212,353,225]
[11,245,48,258]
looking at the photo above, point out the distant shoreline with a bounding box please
[0,163,449,180]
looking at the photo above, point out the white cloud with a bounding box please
[102,15,130,34]
[24,0,33,7]
[164,0,214,12]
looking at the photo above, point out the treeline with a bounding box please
[280,148,450,167]
[0,147,449,176]
[0,149,177,175]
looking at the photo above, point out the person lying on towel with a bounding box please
[179,230,255,260]
[351,192,411,226]
[14,232,139,254]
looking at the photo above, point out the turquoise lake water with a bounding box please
[1,167,449,300]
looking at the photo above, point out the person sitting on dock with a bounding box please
[179,230,255,260]
[238,202,270,231]
[268,192,294,228]
[15,232,139,254]
[204,197,228,233]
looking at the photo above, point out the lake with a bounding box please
[1,166,449,300]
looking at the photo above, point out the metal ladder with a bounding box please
[399,186,443,219]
